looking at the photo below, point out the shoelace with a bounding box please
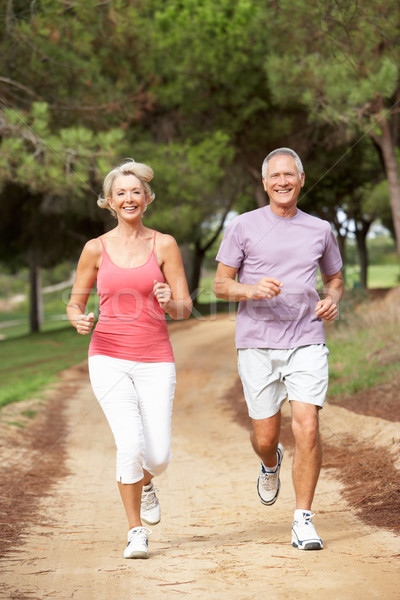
[128,526,152,544]
[303,513,315,524]
[294,513,316,526]
[260,470,278,491]
[141,486,159,510]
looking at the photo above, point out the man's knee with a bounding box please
[251,428,280,455]
[291,405,320,448]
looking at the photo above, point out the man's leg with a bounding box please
[250,411,281,468]
[290,401,321,509]
[251,412,284,506]
[290,400,323,550]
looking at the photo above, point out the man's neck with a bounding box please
[269,204,298,218]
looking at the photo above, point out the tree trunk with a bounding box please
[332,223,347,284]
[247,166,267,208]
[354,221,371,289]
[370,109,400,254]
[28,252,43,333]
[179,242,193,290]
[255,182,267,208]
[188,201,234,298]
[190,243,206,300]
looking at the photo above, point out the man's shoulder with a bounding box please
[230,207,266,226]
[297,209,331,230]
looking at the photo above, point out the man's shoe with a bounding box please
[141,482,161,525]
[257,443,284,506]
[123,526,151,559]
[291,512,323,550]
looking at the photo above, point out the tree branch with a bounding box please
[0,77,41,99]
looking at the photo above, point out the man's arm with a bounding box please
[315,270,344,321]
[213,262,283,301]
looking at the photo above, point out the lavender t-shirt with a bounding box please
[216,206,343,349]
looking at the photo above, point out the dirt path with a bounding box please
[1,317,399,599]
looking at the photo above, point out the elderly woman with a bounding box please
[67,159,192,559]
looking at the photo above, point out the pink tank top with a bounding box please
[89,233,174,362]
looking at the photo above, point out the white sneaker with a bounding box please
[291,512,323,550]
[257,443,284,506]
[141,482,161,525]
[123,526,151,559]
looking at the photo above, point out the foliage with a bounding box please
[139,0,271,133]
[0,0,151,129]
[0,0,398,315]
[264,0,400,250]
[265,0,399,131]
[0,101,124,274]
[138,133,234,239]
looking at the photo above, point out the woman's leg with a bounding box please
[117,481,143,529]
[88,355,146,528]
[132,362,176,478]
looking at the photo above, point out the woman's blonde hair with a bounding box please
[97,159,155,218]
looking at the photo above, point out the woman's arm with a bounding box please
[154,234,192,320]
[66,238,101,334]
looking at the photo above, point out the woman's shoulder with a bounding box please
[82,237,103,259]
[154,230,178,250]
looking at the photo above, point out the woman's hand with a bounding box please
[153,280,172,310]
[75,312,95,335]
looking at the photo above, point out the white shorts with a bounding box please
[89,355,176,484]
[237,345,329,420]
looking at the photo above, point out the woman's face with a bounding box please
[108,174,147,221]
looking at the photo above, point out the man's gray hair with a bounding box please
[261,148,304,180]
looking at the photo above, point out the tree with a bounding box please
[265,0,400,254]
[135,132,243,294]
[0,0,152,129]
[303,139,389,287]
[0,102,123,331]
[0,1,154,331]
[136,0,292,205]
[1,0,270,306]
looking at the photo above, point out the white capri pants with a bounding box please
[89,355,176,484]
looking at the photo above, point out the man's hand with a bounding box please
[315,297,338,321]
[250,277,283,300]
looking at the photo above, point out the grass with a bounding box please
[345,263,400,289]
[326,290,400,400]
[0,288,98,339]
[0,327,90,409]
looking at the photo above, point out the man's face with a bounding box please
[262,155,305,215]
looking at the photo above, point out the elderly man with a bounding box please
[213,148,343,550]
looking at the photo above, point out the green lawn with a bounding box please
[0,327,90,409]
[327,326,400,398]
[0,288,98,339]
[345,264,400,289]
